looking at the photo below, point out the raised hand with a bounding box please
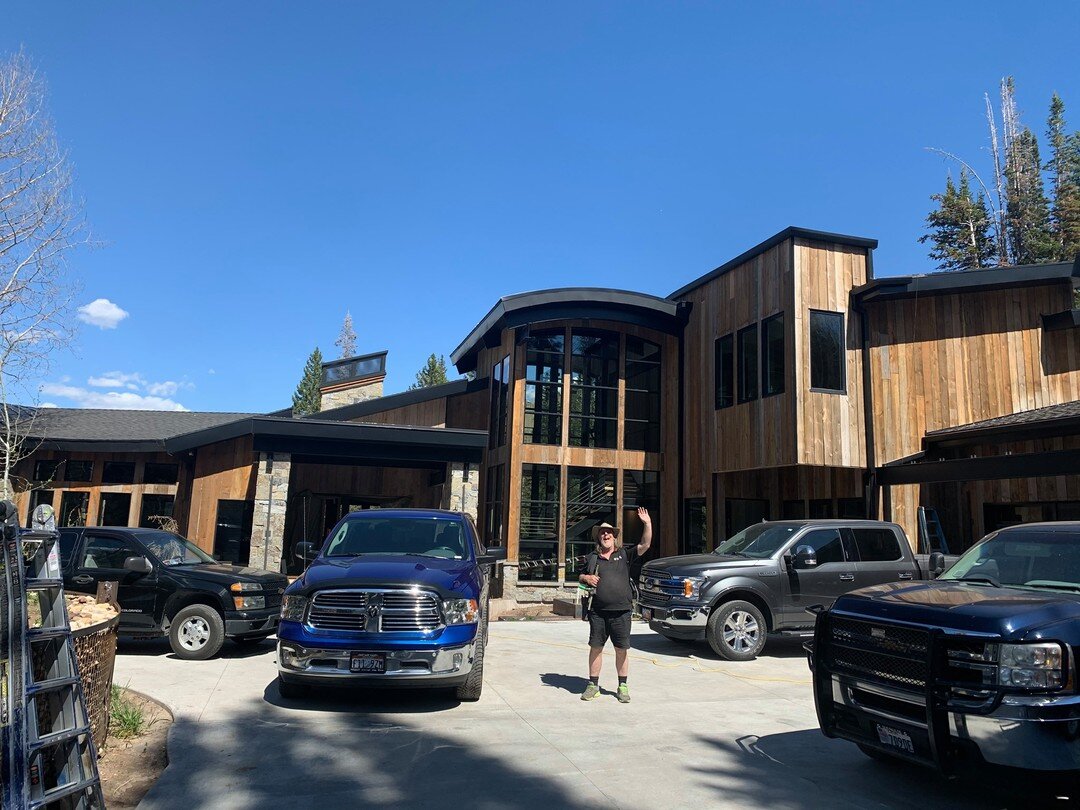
[637,506,652,525]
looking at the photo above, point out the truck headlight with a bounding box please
[997,642,1065,689]
[682,577,706,599]
[281,595,308,622]
[231,582,265,610]
[442,599,479,625]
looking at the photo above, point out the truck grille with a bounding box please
[638,569,685,606]
[308,590,442,633]
[827,617,930,690]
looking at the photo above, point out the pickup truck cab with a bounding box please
[277,509,506,701]
[639,519,948,661]
[809,521,1080,777]
[59,526,288,660]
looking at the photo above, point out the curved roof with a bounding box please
[450,288,688,373]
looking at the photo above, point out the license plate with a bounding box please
[350,653,386,673]
[642,608,652,621]
[876,723,914,754]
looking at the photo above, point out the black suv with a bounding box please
[59,527,288,660]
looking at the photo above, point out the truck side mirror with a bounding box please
[123,555,153,574]
[295,541,317,562]
[793,545,818,569]
[929,552,946,577]
[479,546,507,565]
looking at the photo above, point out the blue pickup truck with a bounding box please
[277,509,505,701]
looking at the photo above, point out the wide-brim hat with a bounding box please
[591,522,620,541]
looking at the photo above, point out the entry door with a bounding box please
[782,529,858,625]
[73,533,159,630]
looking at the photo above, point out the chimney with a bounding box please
[320,350,388,410]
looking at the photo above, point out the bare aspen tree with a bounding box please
[0,51,86,499]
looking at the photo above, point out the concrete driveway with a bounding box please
[115,621,1046,809]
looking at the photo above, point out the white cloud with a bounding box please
[77,298,129,329]
[40,383,188,411]
[146,381,181,397]
[39,402,58,408]
[88,371,145,389]
[207,369,216,375]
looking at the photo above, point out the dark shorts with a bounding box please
[588,609,632,649]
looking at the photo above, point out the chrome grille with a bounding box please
[307,589,442,633]
[637,568,684,604]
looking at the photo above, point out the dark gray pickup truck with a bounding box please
[638,520,951,661]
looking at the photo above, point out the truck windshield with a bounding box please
[715,524,799,559]
[940,530,1080,591]
[142,531,216,566]
[323,516,469,560]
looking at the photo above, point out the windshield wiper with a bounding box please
[956,575,1001,588]
[1022,582,1080,593]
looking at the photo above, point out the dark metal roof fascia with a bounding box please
[308,377,485,423]
[853,260,1077,304]
[668,227,879,300]
[922,413,1080,449]
[450,288,684,372]
[33,439,168,453]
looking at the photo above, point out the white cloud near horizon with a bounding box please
[88,371,144,390]
[41,383,189,411]
[77,298,129,329]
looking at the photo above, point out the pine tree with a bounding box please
[1047,94,1080,261]
[334,311,357,358]
[292,347,323,416]
[409,354,449,390]
[1005,126,1056,264]
[919,171,995,271]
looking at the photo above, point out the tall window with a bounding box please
[484,465,505,545]
[488,355,510,449]
[519,464,560,582]
[569,330,618,448]
[625,337,661,452]
[565,467,616,581]
[683,498,707,555]
[139,494,175,528]
[214,500,254,565]
[737,324,758,403]
[99,493,132,526]
[623,470,660,570]
[810,310,845,392]
[714,334,733,409]
[761,313,785,397]
[59,492,89,527]
[524,332,563,445]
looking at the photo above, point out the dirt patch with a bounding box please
[98,689,172,810]
[496,603,575,621]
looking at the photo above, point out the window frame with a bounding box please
[736,323,759,403]
[809,309,847,394]
[714,333,734,410]
[568,329,619,450]
[761,312,785,398]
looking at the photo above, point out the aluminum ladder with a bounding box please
[1,500,105,809]
[917,505,951,555]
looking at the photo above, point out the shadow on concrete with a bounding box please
[142,693,599,810]
[262,679,463,715]
[117,637,279,661]
[690,729,1071,809]
[538,672,616,698]
[629,631,807,660]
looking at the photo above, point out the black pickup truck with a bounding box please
[638,520,952,661]
[809,521,1080,777]
[58,527,288,660]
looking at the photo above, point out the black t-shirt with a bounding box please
[588,545,637,612]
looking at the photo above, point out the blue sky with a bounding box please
[4,2,1078,412]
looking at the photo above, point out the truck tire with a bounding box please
[169,604,226,660]
[455,627,486,702]
[706,600,767,661]
[278,676,308,700]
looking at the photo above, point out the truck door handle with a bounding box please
[71,575,93,585]
[839,574,855,582]
[898,573,913,580]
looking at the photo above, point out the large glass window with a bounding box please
[144,463,179,485]
[683,498,707,555]
[488,355,510,449]
[519,464,560,582]
[569,330,618,449]
[623,470,660,572]
[214,500,254,565]
[139,494,175,529]
[524,332,563,445]
[810,310,845,392]
[737,324,758,403]
[484,465,505,545]
[98,492,132,526]
[59,492,89,527]
[761,313,785,397]
[624,337,661,452]
[725,498,769,539]
[63,460,94,482]
[714,334,733,409]
[34,460,61,482]
[565,467,616,581]
[101,462,135,485]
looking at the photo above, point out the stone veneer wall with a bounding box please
[498,562,580,603]
[441,461,479,519]
[249,451,291,572]
[320,377,384,410]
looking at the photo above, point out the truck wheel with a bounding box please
[455,629,486,702]
[169,604,225,660]
[278,676,308,700]
[706,601,767,661]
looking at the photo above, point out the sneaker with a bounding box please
[617,684,631,703]
[580,682,601,701]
